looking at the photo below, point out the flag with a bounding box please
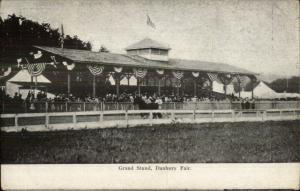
[147,14,156,29]
[59,24,64,48]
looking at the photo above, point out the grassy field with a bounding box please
[1,120,299,164]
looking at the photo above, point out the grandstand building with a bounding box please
[6,38,257,98]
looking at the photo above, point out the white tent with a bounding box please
[237,81,280,99]
[8,69,51,83]
[5,69,51,99]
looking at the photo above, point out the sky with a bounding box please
[1,0,299,76]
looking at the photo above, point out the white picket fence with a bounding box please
[1,108,299,132]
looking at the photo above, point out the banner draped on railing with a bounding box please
[63,61,75,71]
[133,68,147,78]
[192,71,200,78]
[114,66,123,73]
[87,64,104,76]
[172,70,184,80]
[218,74,234,85]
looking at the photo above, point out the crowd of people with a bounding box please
[1,89,258,113]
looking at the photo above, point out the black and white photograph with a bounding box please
[0,0,300,190]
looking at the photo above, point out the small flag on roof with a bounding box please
[147,14,156,29]
[59,24,64,48]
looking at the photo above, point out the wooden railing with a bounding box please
[1,109,299,131]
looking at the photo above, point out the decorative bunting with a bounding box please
[235,74,247,85]
[17,58,24,68]
[2,67,12,76]
[172,70,184,80]
[133,68,147,78]
[156,69,164,75]
[114,66,123,73]
[50,56,57,64]
[33,51,42,59]
[192,71,200,78]
[27,63,46,76]
[218,73,234,85]
[207,73,221,83]
[63,61,75,70]
[87,64,104,76]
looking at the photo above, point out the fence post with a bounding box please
[83,102,86,112]
[173,102,176,110]
[125,110,128,127]
[65,102,68,112]
[149,111,153,126]
[171,110,175,120]
[231,110,235,122]
[45,113,49,127]
[263,110,267,121]
[193,109,196,121]
[73,113,77,125]
[279,110,282,119]
[15,114,18,127]
[100,111,104,122]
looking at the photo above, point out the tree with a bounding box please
[0,14,92,68]
[269,76,300,93]
[99,45,109,53]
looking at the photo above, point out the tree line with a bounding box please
[0,14,92,67]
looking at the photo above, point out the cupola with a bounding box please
[125,38,170,61]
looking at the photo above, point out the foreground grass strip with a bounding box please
[1,120,300,163]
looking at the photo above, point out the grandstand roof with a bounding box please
[34,46,256,76]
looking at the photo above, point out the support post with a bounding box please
[158,79,161,96]
[238,82,241,98]
[116,75,120,98]
[137,78,141,96]
[93,75,96,98]
[194,79,197,97]
[67,71,71,95]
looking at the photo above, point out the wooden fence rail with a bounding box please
[1,109,300,131]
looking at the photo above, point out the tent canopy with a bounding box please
[8,69,51,84]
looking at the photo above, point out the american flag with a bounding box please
[147,14,156,29]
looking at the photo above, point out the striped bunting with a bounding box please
[133,68,147,78]
[207,73,221,83]
[172,70,184,80]
[192,71,200,78]
[27,63,46,76]
[114,66,123,73]
[156,69,164,75]
[63,61,75,71]
[235,74,247,84]
[218,74,234,85]
[87,64,104,76]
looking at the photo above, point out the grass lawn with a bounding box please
[1,120,299,164]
